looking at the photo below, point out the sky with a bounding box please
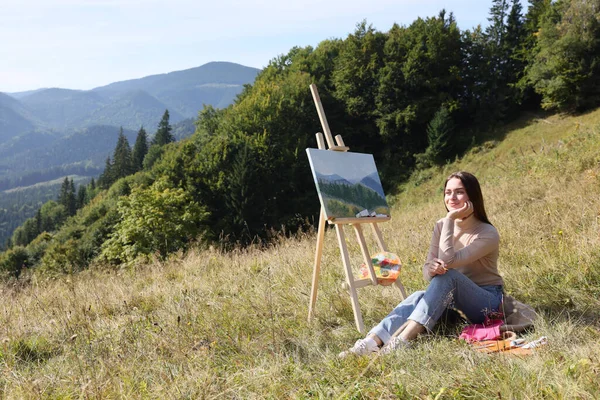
[308,149,379,182]
[0,0,529,93]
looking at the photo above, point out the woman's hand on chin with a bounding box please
[447,201,473,220]
[426,258,448,277]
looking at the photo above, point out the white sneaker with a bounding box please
[380,336,411,354]
[338,337,379,358]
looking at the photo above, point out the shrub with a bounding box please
[100,179,209,265]
[0,246,29,279]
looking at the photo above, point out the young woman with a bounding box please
[340,171,504,357]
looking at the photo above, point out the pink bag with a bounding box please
[459,319,504,342]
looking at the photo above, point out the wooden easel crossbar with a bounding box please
[307,84,406,334]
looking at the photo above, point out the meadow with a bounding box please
[1,109,600,398]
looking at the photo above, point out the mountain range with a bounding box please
[0,61,261,190]
[3,61,259,137]
[316,171,386,199]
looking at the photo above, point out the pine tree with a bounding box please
[523,0,552,44]
[487,0,510,49]
[505,0,525,69]
[527,0,600,111]
[483,0,527,120]
[427,106,454,161]
[67,178,77,216]
[503,0,527,110]
[58,177,70,206]
[225,142,259,236]
[98,157,114,189]
[152,110,174,146]
[132,126,149,172]
[35,209,42,234]
[76,184,87,209]
[58,177,76,216]
[415,106,454,168]
[112,127,133,180]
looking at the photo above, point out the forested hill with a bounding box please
[0,61,260,189]
[0,93,39,143]
[0,62,260,245]
[92,62,259,113]
[1,0,599,278]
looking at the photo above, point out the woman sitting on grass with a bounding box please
[340,171,504,357]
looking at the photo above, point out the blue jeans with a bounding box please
[369,269,503,345]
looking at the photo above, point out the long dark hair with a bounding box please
[444,171,492,225]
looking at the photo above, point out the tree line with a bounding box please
[1,0,599,279]
[318,181,388,212]
[0,164,102,192]
[0,110,175,277]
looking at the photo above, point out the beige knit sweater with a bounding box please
[422,216,504,286]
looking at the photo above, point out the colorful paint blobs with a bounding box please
[359,251,402,286]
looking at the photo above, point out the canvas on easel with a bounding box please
[306,149,390,221]
[306,84,406,334]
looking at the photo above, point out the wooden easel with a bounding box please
[307,84,407,334]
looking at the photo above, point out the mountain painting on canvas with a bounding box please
[306,148,390,220]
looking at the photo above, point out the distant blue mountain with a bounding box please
[0,131,57,159]
[79,90,185,130]
[0,61,260,190]
[20,88,108,130]
[316,172,353,186]
[92,61,260,118]
[6,88,47,99]
[359,172,386,198]
[0,92,41,141]
[316,171,386,198]
[3,61,260,137]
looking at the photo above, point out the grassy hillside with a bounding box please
[1,110,599,398]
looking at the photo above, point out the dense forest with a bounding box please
[318,181,389,213]
[0,184,63,248]
[1,0,599,279]
[0,120,197,191]
[0,119,198,246]
[0,176,92,248]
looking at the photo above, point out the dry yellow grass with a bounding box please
[1,110,600,398]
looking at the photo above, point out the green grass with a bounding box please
[1,110,600,398]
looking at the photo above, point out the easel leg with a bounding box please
[371,223,388,252]
[336,225,365,334]
[394,279,407,300]
[308,209,327,322]
[353,224,378,286]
